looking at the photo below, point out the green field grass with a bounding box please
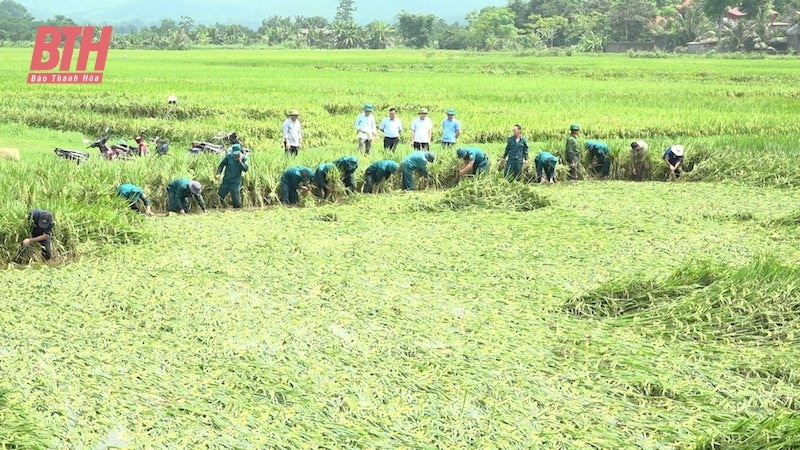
[2,49,800,449]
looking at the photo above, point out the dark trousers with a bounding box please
[31,226,52,260]
[413,142,429,151]
[504,160,523,180]
[358,139,372,154]
[342,171,356,191]
[536,160,557,182]
[218,182,242,208]
[285,146,299,157]
[384,137,399,151]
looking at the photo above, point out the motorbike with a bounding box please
[189,131,250,156]
[53,147,90,163]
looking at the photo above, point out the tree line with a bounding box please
[1,0,798,52]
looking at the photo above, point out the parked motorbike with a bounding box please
[53,147,90,163]
[189,130,250,155]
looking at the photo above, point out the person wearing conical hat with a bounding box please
[565,123,581,180]
[664,145,685,179]
[410,108,433,151]
[282,109,302,156]
[215,143,249,208]
[355,103,378,155]
[629,140,650,181]
[441,108,461,149]
[166,178,207,214]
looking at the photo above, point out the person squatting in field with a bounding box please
[379,108,403,152]
[664,145,685,178]
[534,151,559,184]
[363,159,400,193]
[441,108,461,149]
[117,183,154,216]
[215,143,249,208]
[410,108,433,150]
[23,209,54,261]
[167,178,207,214]
[280,166,314,205]
[282,109,302,156]
[355,104,377,154]
[456,147,489,177]
[585,140,611,178]
[402,151,435,190]
[314,156,359,198]
[565,123,581,180]
[629,140,650,181]
[499,124,529,180]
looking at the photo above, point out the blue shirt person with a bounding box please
[441,108,461,147]
[664,145,685,178]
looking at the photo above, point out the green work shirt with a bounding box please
[314,163,334,189]
[216,150,249,184]
[566,135,580,163]
[535,151,558,165]
[403,151,430,177]
[283,166,314,188]
[334,156,358,173]
[503,136,528,162]
[117,183,150,206]
[167,178,206,210]
[585,140,610,154]
[367,160,400,179]
[460,147,488,167]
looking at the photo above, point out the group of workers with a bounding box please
[20,120,686,262]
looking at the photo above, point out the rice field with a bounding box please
[1,49,800,449]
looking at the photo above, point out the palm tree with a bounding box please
[331,21,363,49]
[365,20,395,49]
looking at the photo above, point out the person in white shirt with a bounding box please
[282,109,302,156]
[379,107,403,152]
[354,103,378,154]
[410,108,433,151]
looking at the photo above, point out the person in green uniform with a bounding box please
[499,124,528,180]
[313,156,359,198]
[566,123,581,180]
[534,151,559,184]
[215,143,249,208]
[364,159,400,193]
[280,166,314,205]
[166,178,207,214]
[22,209,55,261]
[585,140,611,178]
[401,151,435,190]
[456,147,489,176]
[629,140,649,181]
[117,183,154,216]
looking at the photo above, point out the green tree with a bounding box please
[608,0,657,41]
[436,22,473,49]
[566,11,609,50]
[0,0,35,41]
[467,6,520,50]
[704,0,734,29]
[526,14,568,47]
[331,20,363,48]
[364,20,394,49]
[395,11,439,48]
[335,0,356,24]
